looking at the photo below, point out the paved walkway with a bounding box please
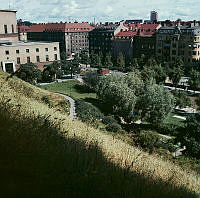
[56,93,77,120]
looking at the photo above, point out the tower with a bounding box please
[150,11,158,23]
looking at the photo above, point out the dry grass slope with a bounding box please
[0,70,199,198]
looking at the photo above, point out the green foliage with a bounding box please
[97,82,137,122]
[62,55,80,78]
[104,53,113,69]
[116,52,125,71]
[188,70,200,91]
[179,114,200,158]
[102,115,117,125]
[83,71,99,90]
[16,63,42,84]
[172,90,192,108]
[80,50,90,66]
[42,61,62,82]
[140,84,175,125]
[135,130,162,150]
[125,70,144,96]
[76,99,104,123]
[169,65,184,88]
[106,123,122,133]
[196,96,200,110]
[126,58,140,72]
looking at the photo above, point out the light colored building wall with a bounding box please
[0,42,60,67]
[0,10,18,42]
[0,10,18,34]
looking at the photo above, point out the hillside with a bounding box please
[0,70,200,198]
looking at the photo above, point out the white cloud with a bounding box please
[0,0,199,22]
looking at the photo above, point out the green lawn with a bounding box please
[40,80,96,100]
[164,113,185,128]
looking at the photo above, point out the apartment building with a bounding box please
[156,25,200,63]
[89,21,128,55]
[112,24,161,60]
[0,10,60,73]
[27,22,94,56]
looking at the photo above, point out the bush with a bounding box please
[136,131,162,150]
[76,99,103,123]
[102,115,117,125]
[105,123,122,133]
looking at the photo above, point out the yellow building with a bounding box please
[0,10,60,73]
[156,25,200,63]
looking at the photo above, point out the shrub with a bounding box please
[136,131,162,150]
[105,123,122,133]
[102,115,117,125]
[76,99,103,123]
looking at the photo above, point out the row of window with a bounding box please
[16,54,58,64]
[5,47,58,55]
[158,49,200,56]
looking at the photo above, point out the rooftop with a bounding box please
[28,22,94,33]
[0,10,17,13]
[0,41,59,47]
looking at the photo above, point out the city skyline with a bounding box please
[0,0,199,23]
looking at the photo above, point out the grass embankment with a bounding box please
[0,71,200,197]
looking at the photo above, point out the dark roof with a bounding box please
[0,10,17,13]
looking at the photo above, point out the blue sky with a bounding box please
[1,0,199,22]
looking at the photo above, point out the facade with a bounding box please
[0,41,60,71]
[112,24,161,60]
[0,10,60,73]
[27,22,94,56]
[156,25,200,63]
[89,21,128,55]
[0,10,18,42]
[150,11,158,23]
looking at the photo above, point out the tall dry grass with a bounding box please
[0,70,199,198]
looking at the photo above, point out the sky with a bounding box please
[1,0,199,23]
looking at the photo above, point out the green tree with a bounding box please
[140,84,175,125]
[62,55,80,78]
[116,53,125,71]
[16,63,42,84]
[83,71,99,90]
[124,70,144,96]
[188,70,200,92]
[43,61,62,82]
[104,53,113,69]
[98,82,137,122]
[178,114,200,158]
[80,50,90,67]
[169,66,184,88]
[127,58,140,72]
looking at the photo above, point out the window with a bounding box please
[5,50,9,55]
[36,56,40,62]
[193,51,197,55]
[26,49,29,53]
[54,54,58,60]
[54,47,57,51]
[12,24,14,33]
[27,57,31,63]
[45,48,48,52]
[4,25,7,34]
[17,57,20,64]
[46,55,49,61]
[36,48,39,52]
[16,50,19,54]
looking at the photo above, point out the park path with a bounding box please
[56,93,77,120]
